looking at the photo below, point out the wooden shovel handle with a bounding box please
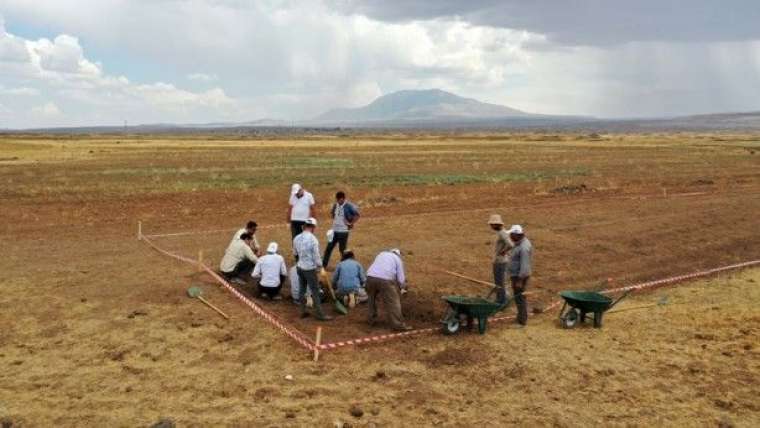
[197,296,230,320]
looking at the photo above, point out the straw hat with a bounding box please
[488,214,504,225]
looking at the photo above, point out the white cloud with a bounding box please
[187,73,218,82]
[0,86,39,95]
[31,101,61,117]
[0,18,240,127]
[0,0,759,126]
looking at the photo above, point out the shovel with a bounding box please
[187,286,230,320]
[319,270,348,315]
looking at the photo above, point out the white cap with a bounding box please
[267,242,278,254]
[390,248,401,256]
[305,217,318,226]
[507,224,524,235]
[291,183,302,195]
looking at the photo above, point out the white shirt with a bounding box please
[289,191,315,221]
[366,251,405,285]
[219,239,258,273]
[252,253,287,287]
[230,228,260,252]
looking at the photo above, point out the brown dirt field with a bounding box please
[1,133,759,426]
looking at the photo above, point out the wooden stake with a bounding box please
[313,327,323,362]
[137,221,142,240]
[198,249,204,272]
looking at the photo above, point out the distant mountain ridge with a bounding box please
[315,89,535,123]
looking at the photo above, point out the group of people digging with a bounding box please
[219,184,413,331]
[219,183,533,331]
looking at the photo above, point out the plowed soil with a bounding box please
[1,133,759,426]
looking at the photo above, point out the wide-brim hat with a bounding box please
[488,214,504,225]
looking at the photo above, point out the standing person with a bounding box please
[322,191,360,269]
[331,250,366,308]
[293,218,332,321]
[488,214,513,306]
[219,233,259,285]
[230,220,261,256]
[251,242,288,300]
[507,225,533,326]
[366,249,412,331]
[287,183,316,242]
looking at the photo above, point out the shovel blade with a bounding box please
[334,300,349,315]
[187,286,203,298]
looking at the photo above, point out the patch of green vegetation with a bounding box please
[284,157,354,168]
[356,169,589,186]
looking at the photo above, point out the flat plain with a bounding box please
[1,132,759,426]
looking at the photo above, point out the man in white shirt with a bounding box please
[287,183,316,242]
[252,242,287,300]
[220,233,259,285]
[230,220,261,256]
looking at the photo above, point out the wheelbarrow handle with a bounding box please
[608,289,632,311]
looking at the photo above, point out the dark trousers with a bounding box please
[297,267,325,318]
[322,231,349,268]
[290,221,306,241]
[511,276,530,325]
[366,276,405,329]
[257,283,282,298]
[223,259,255,279]
[493,262,508,305]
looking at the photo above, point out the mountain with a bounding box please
[315,89,538,123]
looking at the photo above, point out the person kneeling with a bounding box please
[332,250,366,308]
[251,242,287,300]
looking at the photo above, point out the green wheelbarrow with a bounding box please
[558,290,630,329]
[441,295,506,335]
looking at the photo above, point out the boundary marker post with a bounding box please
[137,221,142,240]
[313,327,322,362]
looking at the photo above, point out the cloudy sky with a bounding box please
[1,0,760,128]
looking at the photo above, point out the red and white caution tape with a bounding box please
[142,234,316,351]
[600,260,760,295]
[142,225,760,352]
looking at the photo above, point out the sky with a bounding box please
[1,0,760,128]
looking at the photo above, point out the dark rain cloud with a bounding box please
[331,0,760,46]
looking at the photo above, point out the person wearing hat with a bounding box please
[292,217,332,320]
[366,249,412,331]
[287,183,316,241]
[489,214,514,306]
[251,242,288,300]
[507,225,532,326]
[331,250,367,308]
[220,233,259,285]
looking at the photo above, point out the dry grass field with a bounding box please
[1,132,759,426]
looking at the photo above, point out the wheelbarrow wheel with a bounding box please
[442,309,460,335]
[562,308,580,329]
